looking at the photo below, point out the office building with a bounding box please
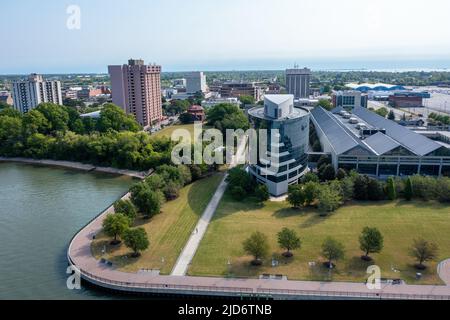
[12,74,62,113]
[311,106,450,177]
[285,67,311,99]
[108,59,162,127]
[186,72,207,94]
[248,94,310,196]
[389,93,423,108]
[332,91,368,109]
[220,82,262,101]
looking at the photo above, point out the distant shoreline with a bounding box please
[0,157,148,179]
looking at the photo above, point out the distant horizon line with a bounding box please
[2,67,450,77]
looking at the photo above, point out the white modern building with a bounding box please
[332,90,368,109]
[248,95,310,196]
[286,67,311,99]
[186,71,207,94]
[12,74,62,113]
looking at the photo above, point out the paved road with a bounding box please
[171,139,248,276]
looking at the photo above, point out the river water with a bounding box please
[0,163,135,299]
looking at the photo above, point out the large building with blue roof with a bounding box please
[310,106,450,177]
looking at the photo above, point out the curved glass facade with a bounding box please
[248,103,310,196]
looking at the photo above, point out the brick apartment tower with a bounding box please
[108,59,162,127]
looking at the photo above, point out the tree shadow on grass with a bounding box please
[345,256,374,278]
[299,212,330,229]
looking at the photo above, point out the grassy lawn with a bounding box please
[189,195,450,285]
[152,124,198,140]
[91,172,224,274]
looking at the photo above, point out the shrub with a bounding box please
[163,181,182,200]
[386,177,397,200]
[336,168,347,180]
[319,164,336,181]
[404,177,413,201]
[230,186,246,200]
[301,172,320,184]
[255,184,270,202]
[353,175,369,200]
[437,177,450,202]
[367,178,385,201]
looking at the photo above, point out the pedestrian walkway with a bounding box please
[171,139,248,276]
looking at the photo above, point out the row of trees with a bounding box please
[243,228,439,270]
[0,103,173,170]
[101,163,217,257]
[288,169,450,214]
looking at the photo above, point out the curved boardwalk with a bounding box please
[68,170,450,299]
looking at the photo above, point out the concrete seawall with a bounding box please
[0,157,148,179]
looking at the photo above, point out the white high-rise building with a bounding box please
[12,74,62,113]
[186,71,207,94]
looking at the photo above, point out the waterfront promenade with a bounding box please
[68,197,450,299]
[67,151,450,300]
[0,157,148,179]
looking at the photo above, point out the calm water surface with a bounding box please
[0,163,135,299]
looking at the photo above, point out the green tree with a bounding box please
[317,184,342,214]
[114,199,138,222]
[96,103,141,132]
[404,177,413,201]
[226,166,255,194]
[410,238,439,270]
[239,95,255,105]
[301,172,319,183]
[131,184,162,219]
[35,103,69,133]
[277,228,301,258]
[321,237,345,268]
[254,184,270,202]
[317,99,333,111]
[388,110,396,120]
[102,213,130,245]
[386,177,397,200]
[303,181,320,206]
[206,103,250,133]
[243,231,270,266]
[179,112,196,124]
[287,184,306,208]
[123,227,149,257]
[359,227,384,261]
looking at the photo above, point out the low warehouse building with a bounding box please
[311,106,450,177]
